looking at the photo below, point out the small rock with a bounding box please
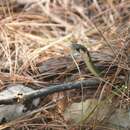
[0,84,40,124]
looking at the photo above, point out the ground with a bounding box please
[0,0,130,130]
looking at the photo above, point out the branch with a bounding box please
[0,79,100,105]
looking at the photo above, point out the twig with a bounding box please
[0,79,100,105]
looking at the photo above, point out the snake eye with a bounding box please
[71,43,80,52]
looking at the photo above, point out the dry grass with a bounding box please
[0,0,130,129]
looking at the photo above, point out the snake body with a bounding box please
[71,43,101,77]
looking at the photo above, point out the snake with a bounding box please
[71,43,101,77]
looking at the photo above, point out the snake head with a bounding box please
[71,43,87,52]
[71,43,90,57]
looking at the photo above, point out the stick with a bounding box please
[0,79,100,105]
